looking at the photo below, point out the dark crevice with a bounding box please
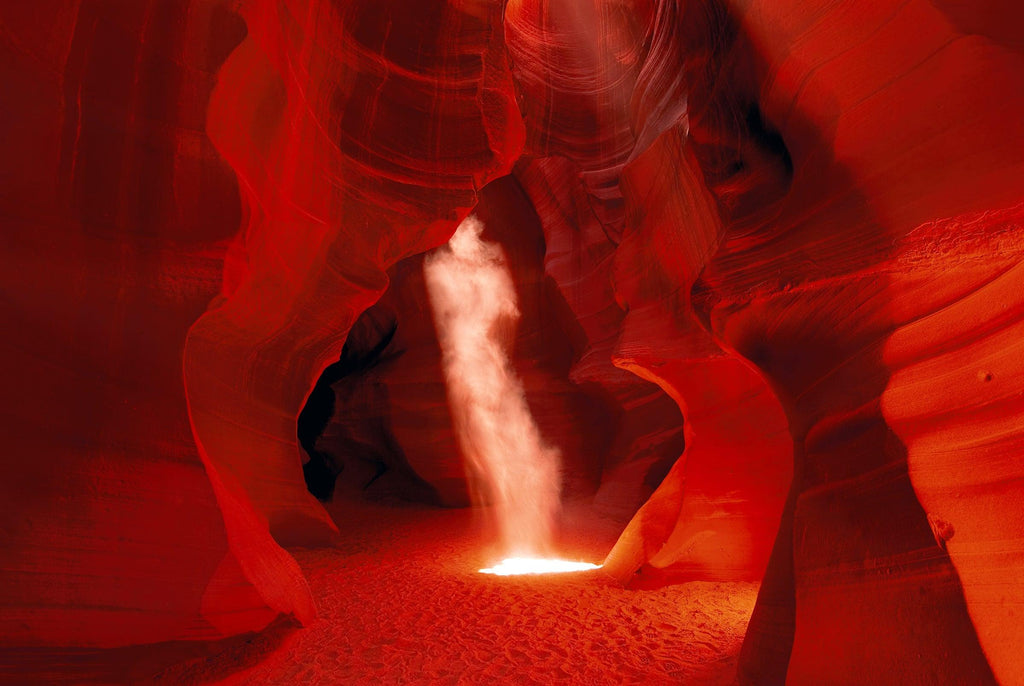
[298,315,399,502]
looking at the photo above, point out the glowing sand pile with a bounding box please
[425,216,600,576]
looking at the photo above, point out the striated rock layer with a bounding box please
[0,1,313,647]
[506,0,792,587]
[185,0,525,547]
[2,0,1023,684]
[1,0,526,650]
[681,1,1024,683]
[603,129,792,587]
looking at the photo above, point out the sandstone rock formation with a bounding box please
[0,0,314,648]
[187,0,525,546]
[680,2,1024,683]
[2,0,1022,684]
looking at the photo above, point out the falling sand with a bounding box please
[423,215,561,559]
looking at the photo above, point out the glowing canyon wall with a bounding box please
[2,0,1023,684]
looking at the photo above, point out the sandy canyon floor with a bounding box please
[3,500,758,685]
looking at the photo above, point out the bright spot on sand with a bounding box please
[480,558,602,576]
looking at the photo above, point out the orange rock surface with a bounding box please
[1,1,1022,683]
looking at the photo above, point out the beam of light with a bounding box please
[479,557,602,576]
[424,215,561,558]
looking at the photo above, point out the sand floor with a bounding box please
[1,501,757,685]
[160,501,757,685]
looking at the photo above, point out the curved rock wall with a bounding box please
[685,1,1024,683]
[186,0,525,546]
[0,0,525,648]
[0,0,313,647]
[515,157,687,520]
[2,1,1023,684]
[603,129,792,586]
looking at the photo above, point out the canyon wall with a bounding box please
[0,1,314,647]
[0,0,525,648]
[689,2,1024,683]
[2,1,1022,684]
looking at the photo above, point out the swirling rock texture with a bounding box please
[2,0,1023,685]
[681,2,1024,684]
[505,0,792,591]
[0,0,523,652]
[0,0,314,648]
[186,0,524,547]
[514,157,688,523]
[602,129,792,588]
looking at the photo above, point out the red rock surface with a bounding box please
[2,0,1023,684]
[681,2,1024,683]
[0,0,313,648]
[603,131,792,587]
[186,0,524,546]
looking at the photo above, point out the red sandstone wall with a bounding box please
[688,2,1024,683]
[186,0,525,546]
[0,0,525,648]
[602,131,792,586]
[2,1,1023,684]
[0,1,313,647]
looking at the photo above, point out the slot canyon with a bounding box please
[1,0,1023,684]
